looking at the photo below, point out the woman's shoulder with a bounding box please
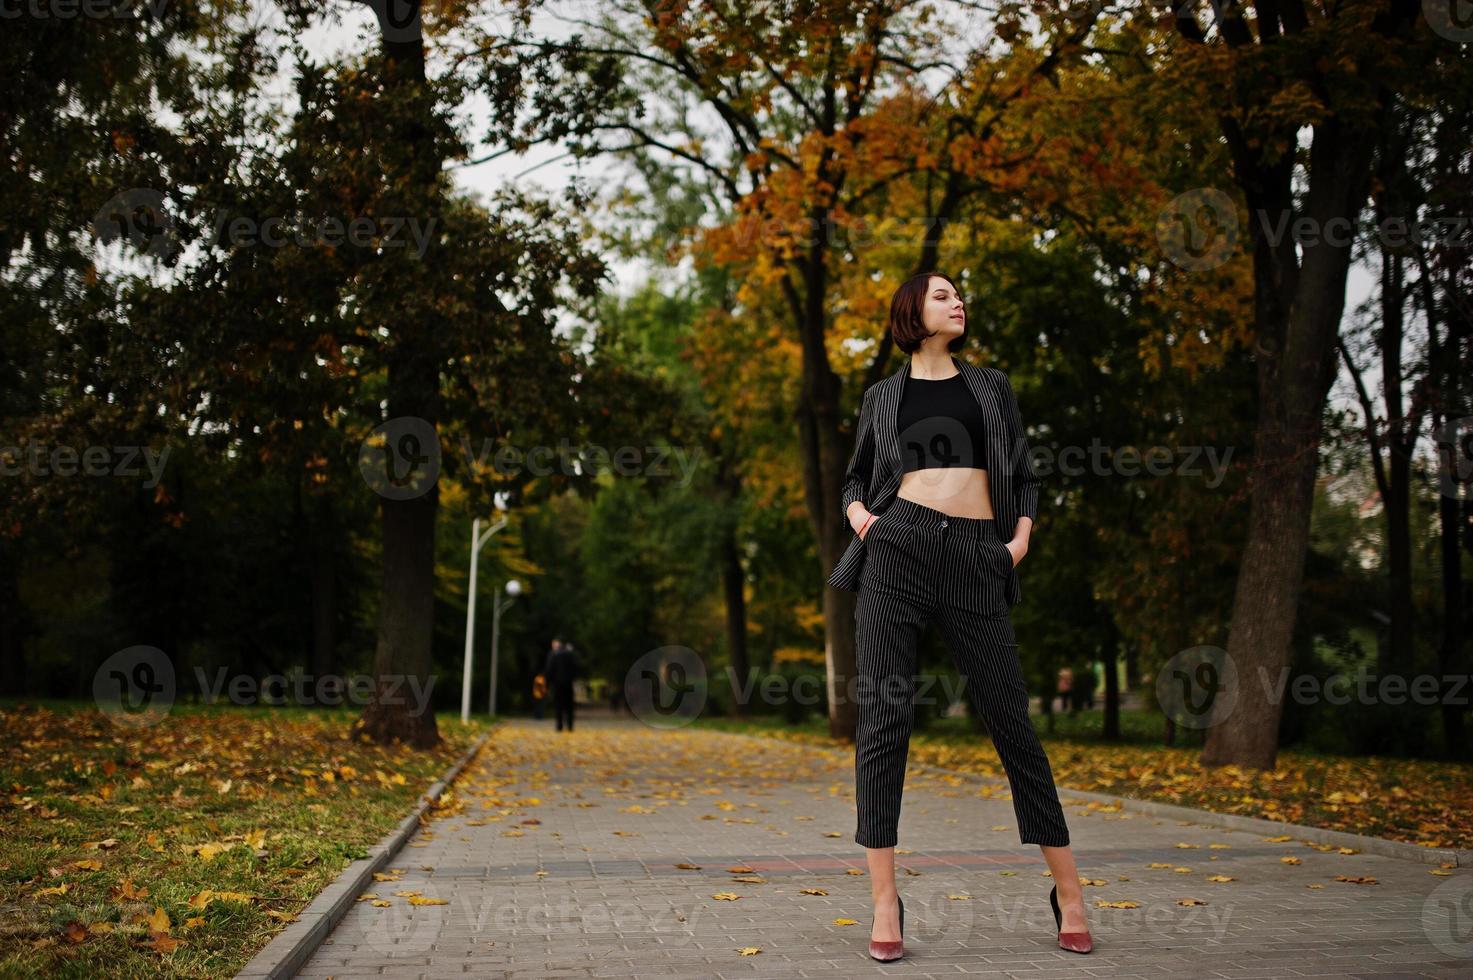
[977,364,1016,393]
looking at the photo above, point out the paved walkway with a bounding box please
[294,715,1471,978]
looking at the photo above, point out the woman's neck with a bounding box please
[909,346,958,380]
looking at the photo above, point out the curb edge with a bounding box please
[234,726,494,979]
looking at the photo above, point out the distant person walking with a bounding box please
[543,637,580,732]
[533,645,550,722]
[1055,666,1074,714]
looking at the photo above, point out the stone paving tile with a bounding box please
[291,715,1473,979]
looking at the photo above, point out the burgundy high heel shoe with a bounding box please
[1049,884,1093,953]
[868,894,904,962]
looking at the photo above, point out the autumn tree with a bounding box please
[1337,54,1473,759]
[5,0,630,744]
[488,0,1100,738]
[1162,0,1434,769]
[939,15,1257,745]
[0,0,243,692]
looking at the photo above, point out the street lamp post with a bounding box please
[488,579,521,718]
[460,515,506,724]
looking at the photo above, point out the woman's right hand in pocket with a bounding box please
[855,508,876,540]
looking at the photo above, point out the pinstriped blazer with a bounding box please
[826,355,1041,606]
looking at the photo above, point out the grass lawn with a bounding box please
[0,699,491,978]
[691,710,1473,851]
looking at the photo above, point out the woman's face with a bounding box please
[920,276,965,345]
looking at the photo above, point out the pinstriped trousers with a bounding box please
[853,497,1071,849]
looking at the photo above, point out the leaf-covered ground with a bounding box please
[0,701,488,978]
[696,716,1473,851]
[5,701,1464,977]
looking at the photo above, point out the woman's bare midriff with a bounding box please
[896,467,994,518]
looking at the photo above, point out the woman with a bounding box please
[827,272,1093,960]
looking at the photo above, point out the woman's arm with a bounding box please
[997,370,1040,542]
[841,387,878,532]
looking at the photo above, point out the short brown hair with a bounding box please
[888,271,965,354]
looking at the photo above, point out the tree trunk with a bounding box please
[1380,248,1414,678]
[1433,264,1471,761]
[0,541,25,697]
[310,495,338,681]
[721,526,749,714]
[792,223,863,738]
[363,462,441,747]
[1101,621,1120,742]
[1372,103,1417,678]
[357,1,442,749]
[1203,414,1323,768]
[1437,488,1469,760]
[1203,115,1378,770]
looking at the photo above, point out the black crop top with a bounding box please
[897,373,988,472]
